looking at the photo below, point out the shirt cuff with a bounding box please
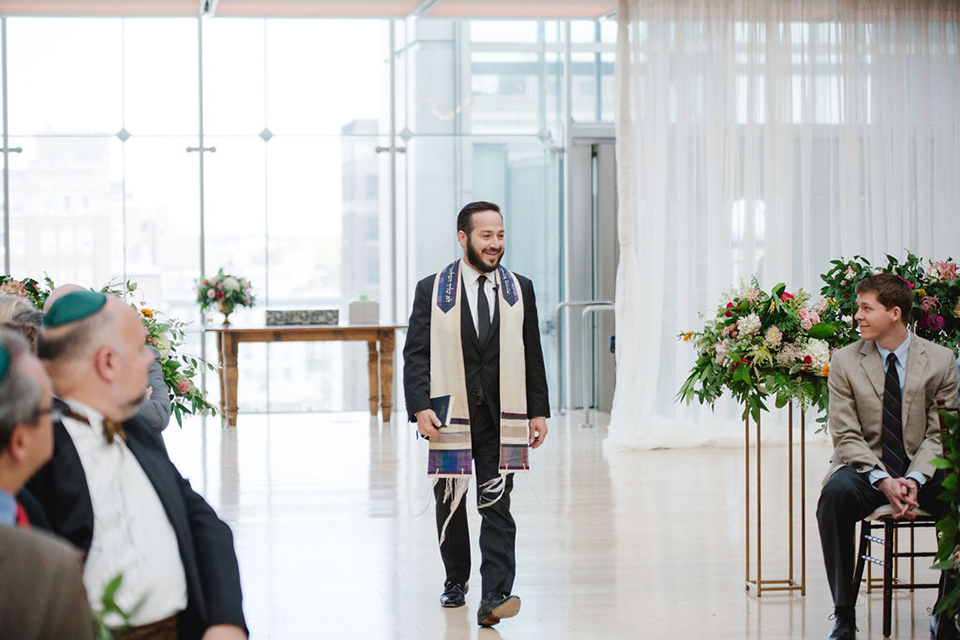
[868,468,890,489]
[906,471,928,487]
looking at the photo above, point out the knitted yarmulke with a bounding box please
[0,346,8,383]
[42,290,107,328]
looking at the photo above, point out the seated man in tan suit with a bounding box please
[818,274,959,640]
[0,328,94,639]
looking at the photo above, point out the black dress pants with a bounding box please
[433,406,517,596]
[817,465,948,607]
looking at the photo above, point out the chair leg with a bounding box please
[852,519,870,601]
[883,520,894,638]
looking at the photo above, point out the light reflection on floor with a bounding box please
[162,412,940,639]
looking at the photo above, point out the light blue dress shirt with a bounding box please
[0,487,17,527]
[869,332,927,488]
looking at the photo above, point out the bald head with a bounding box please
[43,283,85,313]
[38,295,152,422]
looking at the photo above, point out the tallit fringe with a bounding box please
[435,477,470,545]
[477,473,508,509]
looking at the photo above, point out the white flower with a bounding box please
[737,313,761,336]
[805,338,830,371]
[222,277,241,292]
[154,334,172,360]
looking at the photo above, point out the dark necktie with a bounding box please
[477,275,491,344]
[881,353,908,478]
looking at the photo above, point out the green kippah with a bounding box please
[42,290,107,328]
[0,346,8,383]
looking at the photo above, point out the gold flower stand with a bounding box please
[744,401,806,596]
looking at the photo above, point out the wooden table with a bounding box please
[207,325,405,426]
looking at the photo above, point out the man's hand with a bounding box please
[416,409,442,438]
[877,477,920,519]
[201,624,247,640]
[528,417,547,449]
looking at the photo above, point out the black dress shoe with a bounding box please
[440,581,467,608]
[477,592,521,627]
[931,612,960,640]
[828,607,856,640]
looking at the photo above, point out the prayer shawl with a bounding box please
[427,260,530,480]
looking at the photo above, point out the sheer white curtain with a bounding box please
[606,0,960,451]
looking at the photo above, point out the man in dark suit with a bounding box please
[817,274,959,640]
[27,291,247,640]
[0,328,94,639]
[403,201,549,627]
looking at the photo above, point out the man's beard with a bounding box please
[466,237,503,273]
[123,388,150,417]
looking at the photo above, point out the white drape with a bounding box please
[606,0,960,451]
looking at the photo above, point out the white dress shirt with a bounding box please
[61,399,187,626]
[460,259,497,336]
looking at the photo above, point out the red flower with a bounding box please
[724,302,734,317]
[781,292,795,301]
[803,355,813,364]
[898,276,914,290]
[216,291,224,299]
[740,357,750,365]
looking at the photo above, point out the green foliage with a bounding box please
[934,408,960,618]
[92,573,145,640]
[0,274,53,309]
[819,253,960,355]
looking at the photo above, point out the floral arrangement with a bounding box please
[196,269,255,316]
[678,281,845,422]
[0,275,52,308]
[103,280,218,427]
[820,252,960,354]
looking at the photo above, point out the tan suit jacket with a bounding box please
[0,524,95,639]
[825,334,959,483]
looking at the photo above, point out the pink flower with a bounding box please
[780,292,794,301]
[764,326,783,348]
[921,296,940,313]
[175,378,191,395]
[920,313,946,332]
[206,289,216,299]
[845,266,855,277]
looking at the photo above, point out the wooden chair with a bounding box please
[851,398,959,638]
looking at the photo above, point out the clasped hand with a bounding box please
[877,477,920,519]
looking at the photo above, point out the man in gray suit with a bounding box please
[817,273,959,640]
[0,328,94,639]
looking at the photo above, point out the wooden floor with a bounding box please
[162,411,943,639]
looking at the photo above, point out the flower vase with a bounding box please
[217,299,235,325]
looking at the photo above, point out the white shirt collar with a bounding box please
[59,397,108,438]
[460,258,495,287]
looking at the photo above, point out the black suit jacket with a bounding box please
[25,409,247,640]
[403,268,550,433]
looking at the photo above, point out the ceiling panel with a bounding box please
[0,0,615,18]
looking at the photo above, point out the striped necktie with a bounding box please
[881,353,909,478]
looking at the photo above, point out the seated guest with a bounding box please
[3,307,44,352]
[46,283,172,431]
[0,329,94,639]
[817,274,959,640]
[0,293,33,323]
[28,291,247,639]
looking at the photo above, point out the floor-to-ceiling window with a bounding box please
[0,14,614,414]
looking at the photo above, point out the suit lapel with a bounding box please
[902,337,926,422]
[858,340,884,400]
[124,427,188,544]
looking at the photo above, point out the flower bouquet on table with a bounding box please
[102,280,218,427]
[678,280,846,423]
[196,269,255,324]
[820,252,960,354]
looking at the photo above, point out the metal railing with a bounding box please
[553,300,614,414]
[579,303,615,428]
